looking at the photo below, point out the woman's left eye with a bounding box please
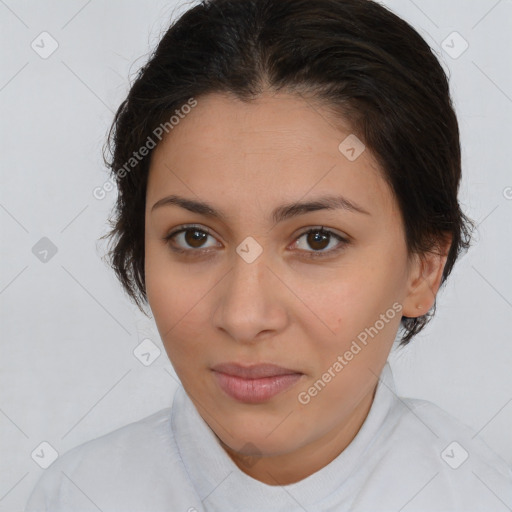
[292,227,349,258]
[162,225,349,258]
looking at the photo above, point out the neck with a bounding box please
[219,384,377,486]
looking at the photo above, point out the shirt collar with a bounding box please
[171,361,398,510]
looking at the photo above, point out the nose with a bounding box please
[212,251,288,344]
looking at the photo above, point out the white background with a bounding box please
[1,0,511,510]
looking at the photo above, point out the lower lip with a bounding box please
[212,371,303,403]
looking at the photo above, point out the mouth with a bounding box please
[211,362,304,403]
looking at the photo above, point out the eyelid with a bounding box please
[294,225,350,242]
[163,223,221,247]
[165,223,215,237]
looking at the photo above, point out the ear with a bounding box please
[401,235,452,318]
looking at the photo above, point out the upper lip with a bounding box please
[211,362,302,379]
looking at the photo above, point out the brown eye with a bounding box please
[184,229,208,248]
[163,225,219,253]
[294,227,349,258]
[306,230,330,251]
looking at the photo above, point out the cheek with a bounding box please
[145,247,214,366]
[293,252,405,364]
[147,280,202,340]
[147,281,207,378]
[297,263,397,334]
[145,239,197,321]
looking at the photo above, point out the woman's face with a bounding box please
[144,91,431,483]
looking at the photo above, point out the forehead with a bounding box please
[147,91,397,220]
[154,91,355,157]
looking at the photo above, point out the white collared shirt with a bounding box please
[24,362,512,511]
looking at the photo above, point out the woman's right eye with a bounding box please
[162,225,219,254]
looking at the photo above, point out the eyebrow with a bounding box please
[151,193,371,224]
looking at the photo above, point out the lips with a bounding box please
[210,362,305,403]
[211,362,302,379]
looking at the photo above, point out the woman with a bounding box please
[25,0,512,510]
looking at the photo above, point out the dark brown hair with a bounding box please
[101,0,474,346]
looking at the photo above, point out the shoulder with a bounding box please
[24,407,193,512]
[393,395,512,475]
[361,394,512,511]
[57,406,174,470]
[396,396,509,463]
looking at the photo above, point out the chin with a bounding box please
[219,425,302,457]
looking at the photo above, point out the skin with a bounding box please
[144,90,449,485]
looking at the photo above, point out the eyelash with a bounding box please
[162,224,350,259]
